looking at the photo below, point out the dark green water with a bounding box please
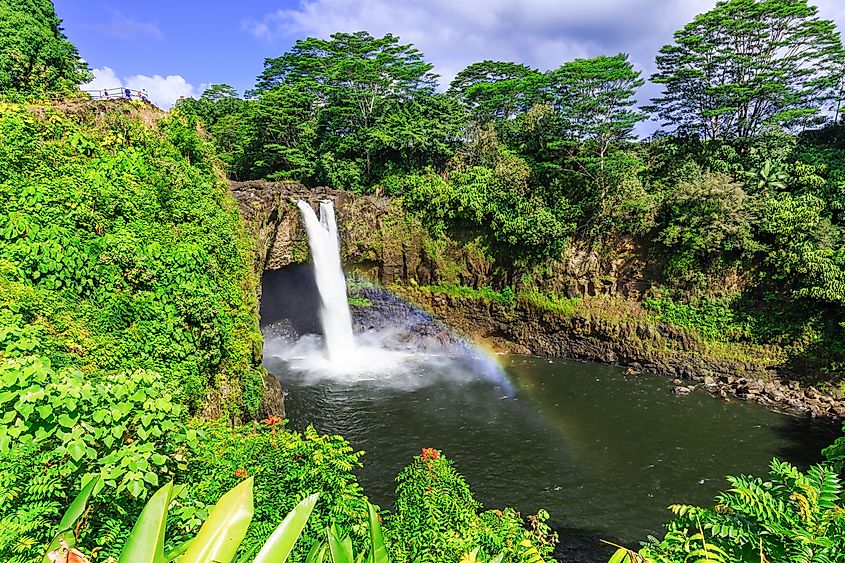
[266,352,838,546]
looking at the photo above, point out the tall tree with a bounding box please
[449,60,545,123]
[650,0,845,139]
[0,0,90,94]
[548,53,646,170]
[254,31,439,182]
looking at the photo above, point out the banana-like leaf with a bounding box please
[253,493,319,563]
[365,503,389,563]
[163,539,192,562]
[41,476,101,563]
[59,476,100,531]
[233,543,260,563]
[118,481,174,563]
[305,541,328,563]
[180,477,254,563]
[327,527,354,563]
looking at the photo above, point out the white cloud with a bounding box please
[82,67,197,110]
[242,0,716,87]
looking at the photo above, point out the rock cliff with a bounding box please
[232,180,845,419]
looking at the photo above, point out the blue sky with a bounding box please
[55,1,845,111]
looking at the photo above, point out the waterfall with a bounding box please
[297,199,356,362]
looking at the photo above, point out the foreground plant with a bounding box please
[44,478,318,563]
[607,459,845,563]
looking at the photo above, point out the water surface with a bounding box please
[265,352,838,545]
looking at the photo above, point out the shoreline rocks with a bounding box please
[396,288,845,421]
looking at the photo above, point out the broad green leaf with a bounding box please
[254,493,319,563]
[118,481,173,563]
[41,476,100,563]
[180,476,254,563]
[163,539,192,562]
[365,503,389,563]
[58,475,99,531]
[305,541,327,563]
[327,527,354,563]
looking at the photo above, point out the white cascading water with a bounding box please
[297,199,356,362]
[273,198,506,388]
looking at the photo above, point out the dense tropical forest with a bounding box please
[2,0,845,561]
[180,2,845,386]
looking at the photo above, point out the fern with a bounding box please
[637,460,845,563]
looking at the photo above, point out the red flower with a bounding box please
[420,447,439,461]
[262,415,284,427]
[235,468,248,478]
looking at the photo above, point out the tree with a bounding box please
[254,31,439,185]
[449,60,545,123]
[547,53,646,171]
[370,92,466,178]
[650,0,845,139]
[0,0,90,94]
[249,85,318,181]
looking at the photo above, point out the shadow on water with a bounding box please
[260,265,321,333]
[770,415,841,469]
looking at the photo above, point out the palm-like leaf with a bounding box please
[180,477,254,563]
[253,493,319,563]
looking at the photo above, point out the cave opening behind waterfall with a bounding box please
[260,264,322,335]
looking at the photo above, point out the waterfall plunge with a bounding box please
[297,200,356,362]
[276,199,507,389]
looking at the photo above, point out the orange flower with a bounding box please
[420,447,439,461]
[235,468,248,478]
[262,415,284,426]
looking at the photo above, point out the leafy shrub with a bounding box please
[0,443,67,563]
[0,100,266,560]
[0,354,195,561]
[179,420,369,562]
[657,172,760,289]
[0,102,264,417]
[418,281,516,305]
[518,289,579,315]
[385,448,556,563]
[401,166,572,262]
[634,459,845,563]
[0,356,190,496]
[642,296,752,342]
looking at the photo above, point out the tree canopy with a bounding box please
[449,60,544,123]
[0,0,90,94]
[650,0,845,139]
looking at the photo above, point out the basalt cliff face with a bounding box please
[234,181,845,419]
[231,180,489,287]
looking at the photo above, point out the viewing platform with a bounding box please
[82,87,148,101]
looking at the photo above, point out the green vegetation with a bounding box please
[0,0,90,95]
[643,296,752,343]
[4,1,845,562]
[416,281,516,306]
[611,457,845,563]
[387,449,556,563]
